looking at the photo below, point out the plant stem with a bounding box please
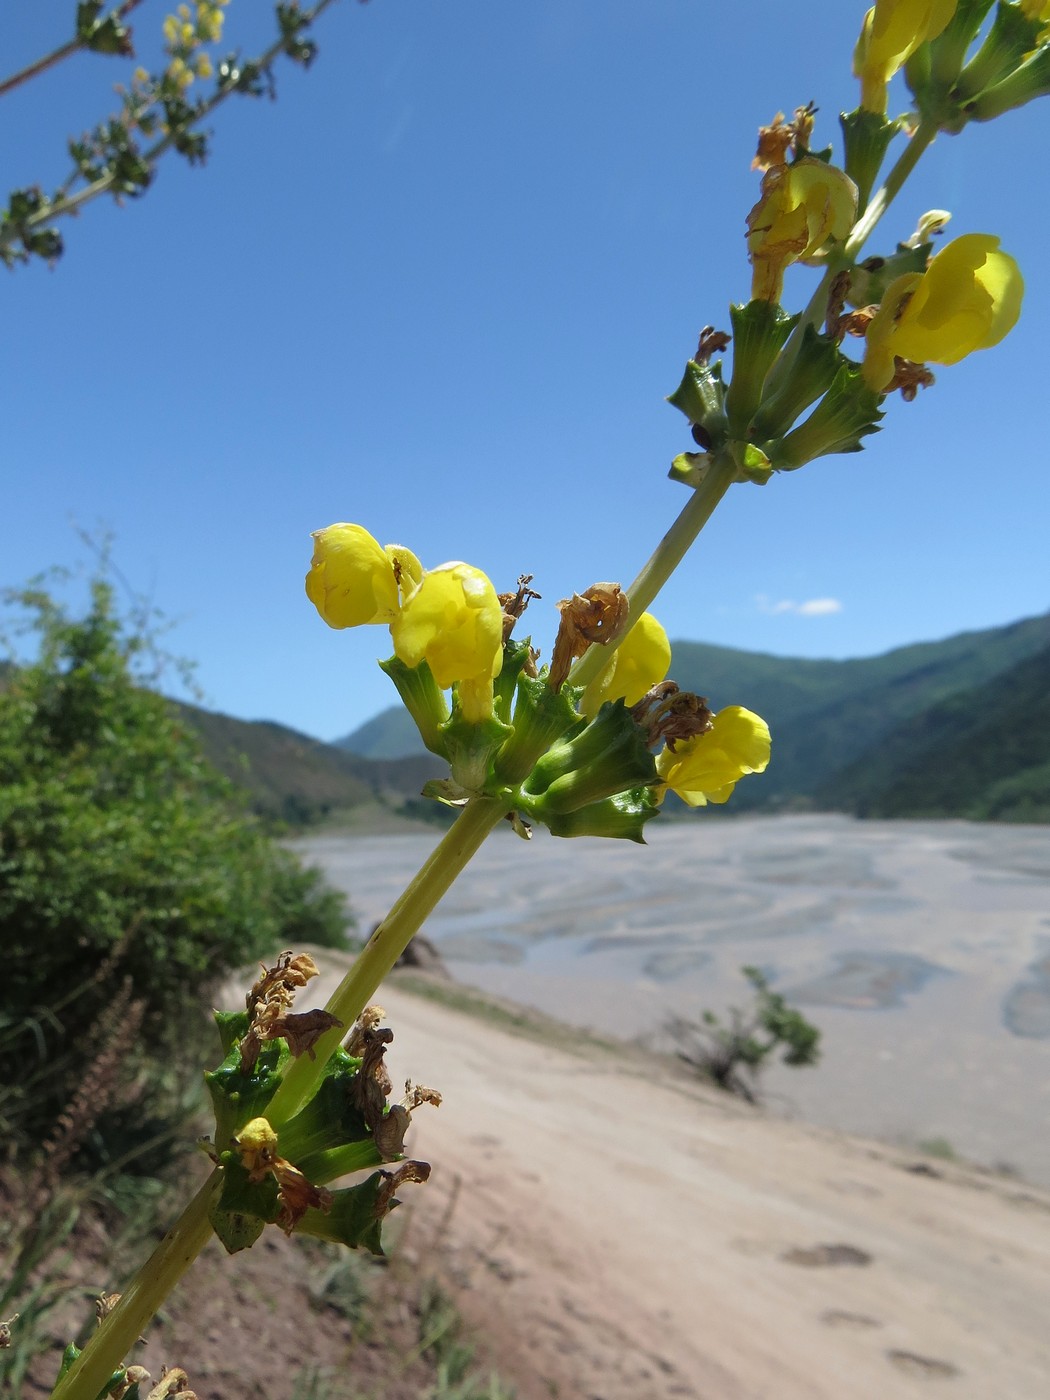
[48,1169,221,1400]
[267,794,510,1127]
[570,451,738,690]
[843,117,938,261]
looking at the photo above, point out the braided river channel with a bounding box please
[296,815,1050,1186]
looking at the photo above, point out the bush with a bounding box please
[669,966,821,1103]
[0,577,352,1148]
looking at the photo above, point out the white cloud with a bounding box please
[756,594,843,618]
[796,597,843,616]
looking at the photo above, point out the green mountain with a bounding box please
[667,612,1050,810]
[821,643,1050,822]
[335,705,424,760]
[178,703,444,825]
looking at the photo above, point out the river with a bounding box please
[294,814,1050,1185]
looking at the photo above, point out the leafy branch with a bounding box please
[0,0,352,268]
[0,2,146,102]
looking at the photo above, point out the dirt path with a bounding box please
[322,970,1050,1400]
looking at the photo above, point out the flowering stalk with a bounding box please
[765,116,939,400]
[48,1172,221,1400]
[42,9,1042,1396]
[266,795,509,1126]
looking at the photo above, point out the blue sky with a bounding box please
[4,1,1047,741]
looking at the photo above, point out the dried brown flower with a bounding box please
[499,574,542,643]
[549,583,629,691]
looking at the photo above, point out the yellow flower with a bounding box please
[853,0,958,112]
[656,706,770,807]
[235,1116,279,1180]
[747,158,858,303]
[391,562,503,720]
[862,233,1023,392]
[305,523,422,629]
[581,612,671,717]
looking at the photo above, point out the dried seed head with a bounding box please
[631,683,714,751]
[274,1161,332,1234]
[883,357,936,401]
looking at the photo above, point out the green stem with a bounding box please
[842,116,938,261]
[570,451,738,691]
[49,1169,221,1400]
[766,116,939,396]
[266,794,509,1127]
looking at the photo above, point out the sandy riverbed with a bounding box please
[296,815,1050,1185]
[300,964,1050,1400]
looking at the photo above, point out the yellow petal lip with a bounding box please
[390,561,503,691]
[305,522,404,629]
[656,706,771,808]
[854,0,958,112]
[581,612,672,718]
[862,233,1023,391]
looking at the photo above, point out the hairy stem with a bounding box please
[267,794,510,1126]
[48,1170,221,1400]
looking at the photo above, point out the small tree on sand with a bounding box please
[670,966,821,1104]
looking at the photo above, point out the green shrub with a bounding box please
[0,577,352,1148]
[670,966,821,1103]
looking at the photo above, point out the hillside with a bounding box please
[822,643,1050,822]
[667,612,1050,809]
[335,704,423,760]
[177,702,444,824]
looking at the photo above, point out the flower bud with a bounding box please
[520,700,657,816]
[305,524,421,629]
[656,706,771,807]
[861,233,1023,392]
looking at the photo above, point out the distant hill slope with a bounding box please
[820,643,1050,822]
[178,703,444,825]
[668,612,1050,810]
[335,705,424,760]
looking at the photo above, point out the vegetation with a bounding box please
[182,701,444,827]
[826,643,1050,822]
[0,577,352,1150]
[670,967,821,1103]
